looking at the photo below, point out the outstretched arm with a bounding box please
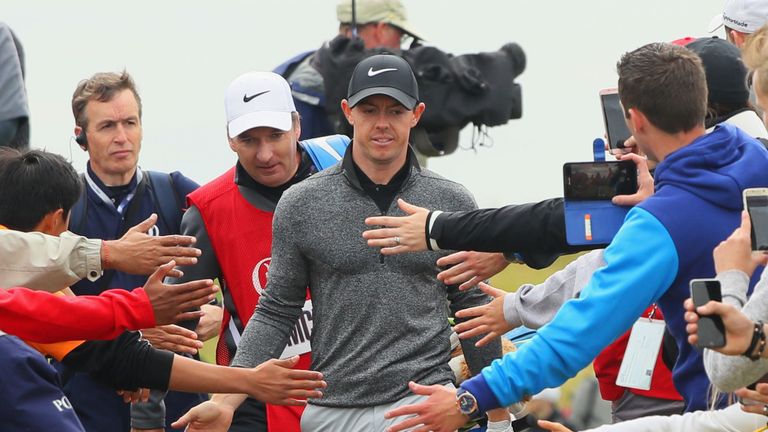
[0,214,201,292]
[364,153,652,261]
[171,358,327,432]
[454,250,606,346]
[0,262,216,342]
[363,198,590,264]
[0,286,155,342]
[538,402,764,432]
[385,208,676,431]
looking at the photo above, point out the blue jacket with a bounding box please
[64,166,203,432]
[462,124,768,413]
[70,168,198,296]
[0,333,84,431]
[274,51,335,140]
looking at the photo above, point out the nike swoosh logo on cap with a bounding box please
[367,67,397,77]
[243,90,270,103]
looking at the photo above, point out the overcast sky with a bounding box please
[5,0,723,207]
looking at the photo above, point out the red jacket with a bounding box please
[593,306,682,401]
[0,286,155,342]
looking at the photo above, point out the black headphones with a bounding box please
[75,127,88,149]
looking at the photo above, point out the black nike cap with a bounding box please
[347,54,419,110]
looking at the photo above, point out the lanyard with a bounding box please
[83,168,144,215]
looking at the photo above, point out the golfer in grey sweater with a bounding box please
[174,55,507,432]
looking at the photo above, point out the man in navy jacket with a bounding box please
[65,70,204,432]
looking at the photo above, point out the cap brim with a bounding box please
[227,111,292,138]
[400,26,425,42]
[389,19,425,41]
[708,13,724,33]
[348,87,417,110]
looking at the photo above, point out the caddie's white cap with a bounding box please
[709,0,768,34]
[225,71,296,138]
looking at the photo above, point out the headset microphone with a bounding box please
[75,129,88,149]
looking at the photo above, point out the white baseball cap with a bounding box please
[225,71,296,138]
[709,0,768,34]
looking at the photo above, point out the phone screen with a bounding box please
[563,161,637,201]
[690,279,726,348]
[600,92,632,149]
[746,194,768,250]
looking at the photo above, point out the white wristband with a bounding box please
[428,210,443,251]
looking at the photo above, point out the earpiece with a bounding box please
[75,129,88,149]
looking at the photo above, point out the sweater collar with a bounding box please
[340,141,420,191]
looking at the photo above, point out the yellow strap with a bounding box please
[752,426,768,432]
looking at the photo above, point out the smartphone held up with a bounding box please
[600,88,632,150]
[689,279,726,349]
[743,188,768,251]
[563,161,637,201]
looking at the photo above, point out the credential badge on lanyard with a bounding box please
[616,305,666,391]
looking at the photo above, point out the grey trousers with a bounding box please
[300,383,455,432]
[611,391,685,424]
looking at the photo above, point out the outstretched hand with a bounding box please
[363,199,431,254]
[245,356,326,405]
[143,261,217,325]
[437,252,509,290]
[116,388,149,404]
[105,213,201,278]
[172,401,234,432]
[537,419,575,431]
[140,324,203,354]
[384,381,466,432]
[454,283,512,347]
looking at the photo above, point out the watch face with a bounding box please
[457,392,477,415]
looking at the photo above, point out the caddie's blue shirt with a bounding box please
[462,124,768,412]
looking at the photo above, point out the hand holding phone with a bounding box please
[743,188,768,251]
[689,279,726,348]
[600,89,632,150]
[713,209,768,277]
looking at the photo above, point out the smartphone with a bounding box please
[743,188,768,251]
[600,88,632,150]
[689,279,726,348]
[563,161,637,201]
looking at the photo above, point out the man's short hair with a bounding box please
[71,70,142,130]
[0,148,81,231]
[743,24,768,100]
[617,42,707,134]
